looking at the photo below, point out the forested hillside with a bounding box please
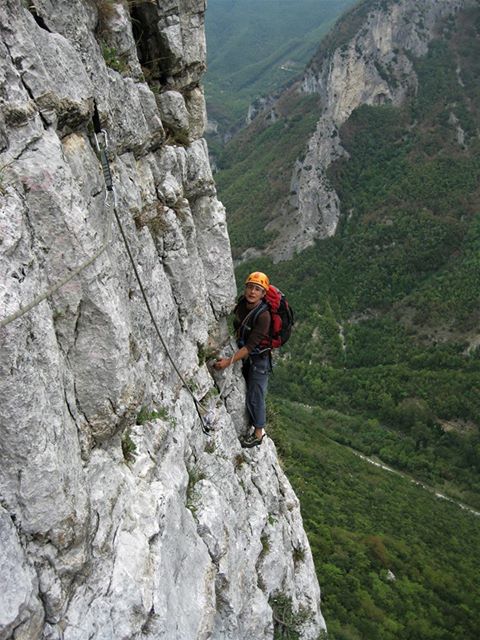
[268,399,480,640]
[215,89,321,252]
[212,2,480,638]
[204,0,355,141]
[225,4,480,501]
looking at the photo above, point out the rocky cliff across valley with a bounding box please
[0,1,324,638]
[266,0,474,261]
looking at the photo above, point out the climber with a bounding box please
[214,271,271,448]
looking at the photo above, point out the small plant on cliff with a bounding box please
[260,534,271,558]
[292,545,306,565]
[204,439,216,454]
[121,428,137,463]
[234,452,247,471]
[101,42,128,74]
[269,593,313,640]
[136,406,169,425]
[94,0,116,22]
[186,465,205,518]
[268,513,278,526]
[197,342,219,366]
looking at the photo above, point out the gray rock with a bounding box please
[1,8,93,134]
[0,1,324,638]
[185,86,207,140]
[157,90,190,139]
[0,508,44,640]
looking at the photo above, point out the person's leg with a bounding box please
[242,358,269,447]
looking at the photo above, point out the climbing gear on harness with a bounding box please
[245,271,270,291]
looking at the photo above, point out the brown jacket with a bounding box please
[234,298,271,355]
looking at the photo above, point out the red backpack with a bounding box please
[236,285,295,351]
[262,285,295,349]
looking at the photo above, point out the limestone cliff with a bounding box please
[266,0,475,261]
[0,1,324,638]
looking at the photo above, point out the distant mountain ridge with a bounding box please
[280,0,474,259]
[204,0,356,143]
[220,0,474,261]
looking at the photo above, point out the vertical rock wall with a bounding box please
[0,1,324,638]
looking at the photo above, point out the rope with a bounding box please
[0,198,113,330]
[91,125,212,433]
[1,116,216,434]
[109,195,210,429]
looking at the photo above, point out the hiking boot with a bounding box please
[241,432,266,448]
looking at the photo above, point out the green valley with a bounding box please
[208,1,480,638]
[204,0,355,139]
[228,4,480,507]
[268,399,480,640]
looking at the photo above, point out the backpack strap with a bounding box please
[237,300,269,352]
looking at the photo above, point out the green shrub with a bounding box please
[269,593,313,640]
[121,429,136,463]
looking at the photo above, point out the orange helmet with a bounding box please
[245,271,270,291]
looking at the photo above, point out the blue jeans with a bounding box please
[243,355,270,428]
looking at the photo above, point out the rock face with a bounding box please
[266,0,474,261]
[0,1,324,639]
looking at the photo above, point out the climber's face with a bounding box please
[245,282,266,306]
